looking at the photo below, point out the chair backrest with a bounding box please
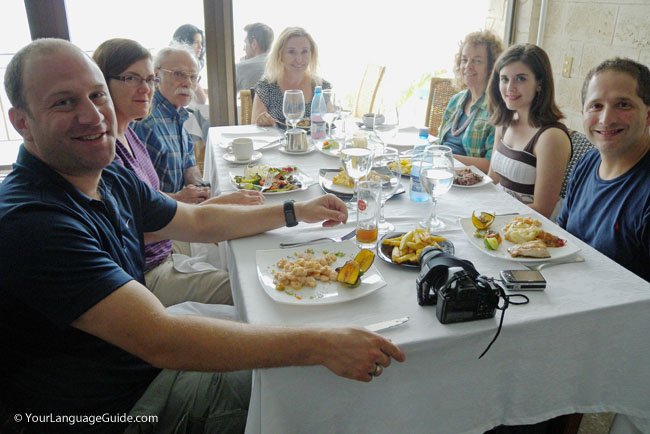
[353,64,386,117]
[561,130,596,198]
[240,89,254,125]
[425,77,457,137]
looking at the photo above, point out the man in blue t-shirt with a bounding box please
[557,58,649,284]
[0,39,405,434]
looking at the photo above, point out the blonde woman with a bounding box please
[252,26,331,126]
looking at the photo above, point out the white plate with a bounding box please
[256,240,386,305]
[219,136,284,151]
[315,141,342,158]
[230,166,314,195]
[452,166,492,188]
[319,169,354,198]
[222,151,262,164]
[459,214,581,263]
[278,144,315,155]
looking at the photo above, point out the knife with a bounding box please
[364,317,409,333]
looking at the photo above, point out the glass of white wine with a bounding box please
[418,145,454,231]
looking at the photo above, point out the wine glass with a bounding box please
[322,89,338,138]
[282,89,305,131]
[371,147,401,232]
[374,102,399,150]
[340,145,374,210]
[417,145,454,231]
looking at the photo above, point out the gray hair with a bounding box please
[4,38,81,114]
[154,42,198,69]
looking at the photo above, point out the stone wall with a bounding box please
[486,0,650,132]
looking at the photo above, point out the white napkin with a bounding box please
[171,253,219,273]
[166,301,240,321]
[219,125,278,138]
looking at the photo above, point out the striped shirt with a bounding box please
[114,127,173,271]
[133,91,196,193]
[491,122,570,215]
[439,90,495,159]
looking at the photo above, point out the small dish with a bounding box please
[315,140,342,158]
[278,144,315,155]
[452,166,493,188]
[377,231,455,269]
[223,151,262,164]
[319,168,354,200]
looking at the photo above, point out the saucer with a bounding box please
[223,151,262,164]
[278,144,315,155]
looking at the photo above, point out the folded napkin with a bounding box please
[172,253,219,273]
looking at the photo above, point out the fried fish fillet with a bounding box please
[507,239,551,258]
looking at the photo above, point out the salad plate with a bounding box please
[319,168,354,200]
[459,214,581,263]
[315,139,342,158]
[230,164,314,194]
[256,240,386,305]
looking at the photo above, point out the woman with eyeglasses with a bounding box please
[92,38,262,306]
[252,26,331,126]
[487,43,571,219]
[437,30,505,173]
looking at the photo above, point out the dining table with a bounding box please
[203,124,650,434]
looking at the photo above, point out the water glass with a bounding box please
[417,145,454,231]
[282,90,305,131]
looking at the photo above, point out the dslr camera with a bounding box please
[416,247,499,324]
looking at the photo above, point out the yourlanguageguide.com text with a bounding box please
[13,412,158,426]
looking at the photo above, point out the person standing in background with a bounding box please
[236,22,274,92]
[172,24,208,104]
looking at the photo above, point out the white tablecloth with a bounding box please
[204,125,650,434]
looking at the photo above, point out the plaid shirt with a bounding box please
[133,91,196,193]
[438,90,495,159]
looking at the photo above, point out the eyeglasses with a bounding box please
[110,75,159,88]
[158,68,201,84]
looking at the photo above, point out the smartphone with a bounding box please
[500,269,546,290]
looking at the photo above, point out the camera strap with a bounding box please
[477,279,529,359]
[417,254,479,305]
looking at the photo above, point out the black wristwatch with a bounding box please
[283,200,298,227]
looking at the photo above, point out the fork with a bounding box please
[279,228,357,248]
[525,255,585,271]
[259,170,275,193]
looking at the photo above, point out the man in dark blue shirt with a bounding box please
[557,58,650,283]
[0,39,405,434]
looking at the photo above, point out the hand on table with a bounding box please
[320,327,406,382]
[175,184,211,204]
[205,190,265,206]
[296,194,348,227]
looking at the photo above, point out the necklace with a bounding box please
[450,102,477,137]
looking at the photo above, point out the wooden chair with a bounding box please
[560,130,595,198]
[353,64,386,117]
[240,89,254,125]
[424,77,457,137]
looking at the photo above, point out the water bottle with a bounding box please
[409,127,430,202]
[310,86,326,142]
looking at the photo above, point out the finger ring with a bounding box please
[372,364,383,377]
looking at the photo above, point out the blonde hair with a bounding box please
[263,27,321,85]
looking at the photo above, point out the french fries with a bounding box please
[382,228,446,264]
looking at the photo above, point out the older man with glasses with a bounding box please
[133,43,208,204]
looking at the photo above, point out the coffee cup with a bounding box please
[362,113,385,129]
[228,138,254,161]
